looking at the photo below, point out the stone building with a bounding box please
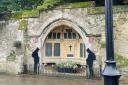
[0,7,128,74]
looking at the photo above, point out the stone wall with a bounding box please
[113,13,128,58]
[0,20,23,74]
[0,7,128,74]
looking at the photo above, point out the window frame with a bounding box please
[64,32,77,39]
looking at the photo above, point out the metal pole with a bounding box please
[102,0,121,85]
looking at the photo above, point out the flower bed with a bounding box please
[56,61,79,73]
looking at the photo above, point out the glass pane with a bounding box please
[68,32,72,39]
[54,43,60,56]
[55,43,60,56]
[84,44,86,58]
[73,33,76,39]
[53,32,56,39]
[64,33,67,39]
[45,43,52,56]
[57,33,61,39]
[48,32,52,39]
[80,43,83,57]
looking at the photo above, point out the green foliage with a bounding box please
[0,0,21,13]
[101,42,106,48]
[1,0,128,19]
[7,50,16,61]
[56,61,78,69]
[11,10,39,19]
[0,0,11,13]
[115,54,128,67]
[37,0,63,10]
[19,19,27,30]
[11,11,23,19]
[21,10,39,17]
[13,0,44,10]
[64,1,95,8]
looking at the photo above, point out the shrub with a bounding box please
[56,61,78,69]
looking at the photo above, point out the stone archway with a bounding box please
[39,19,90,65]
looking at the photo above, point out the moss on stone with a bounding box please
[64,1,95,8]
[87,7,105,14]
[101,42,106,48]
[11,10,39,19]
[11,11,23,19]
[87,6,128,14]
[115,54,128,67]
[18,19,27,30]
[22,10,39,18]
[7,50,16,61]
[10,3,128,19]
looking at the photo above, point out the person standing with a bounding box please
[86,48,96,79]
[32,47,40,74]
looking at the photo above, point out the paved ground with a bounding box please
[0,74,127,85]
[0,74,103,85]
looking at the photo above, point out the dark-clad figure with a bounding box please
[32,47,40,74]
[86,48,96,79]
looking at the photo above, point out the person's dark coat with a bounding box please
[32,48,39,63]
[86,49,96,66]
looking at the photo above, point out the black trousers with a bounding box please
[34,62,39,74]
[88,64,94,79]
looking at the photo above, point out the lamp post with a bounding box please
[102,0,121,85]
